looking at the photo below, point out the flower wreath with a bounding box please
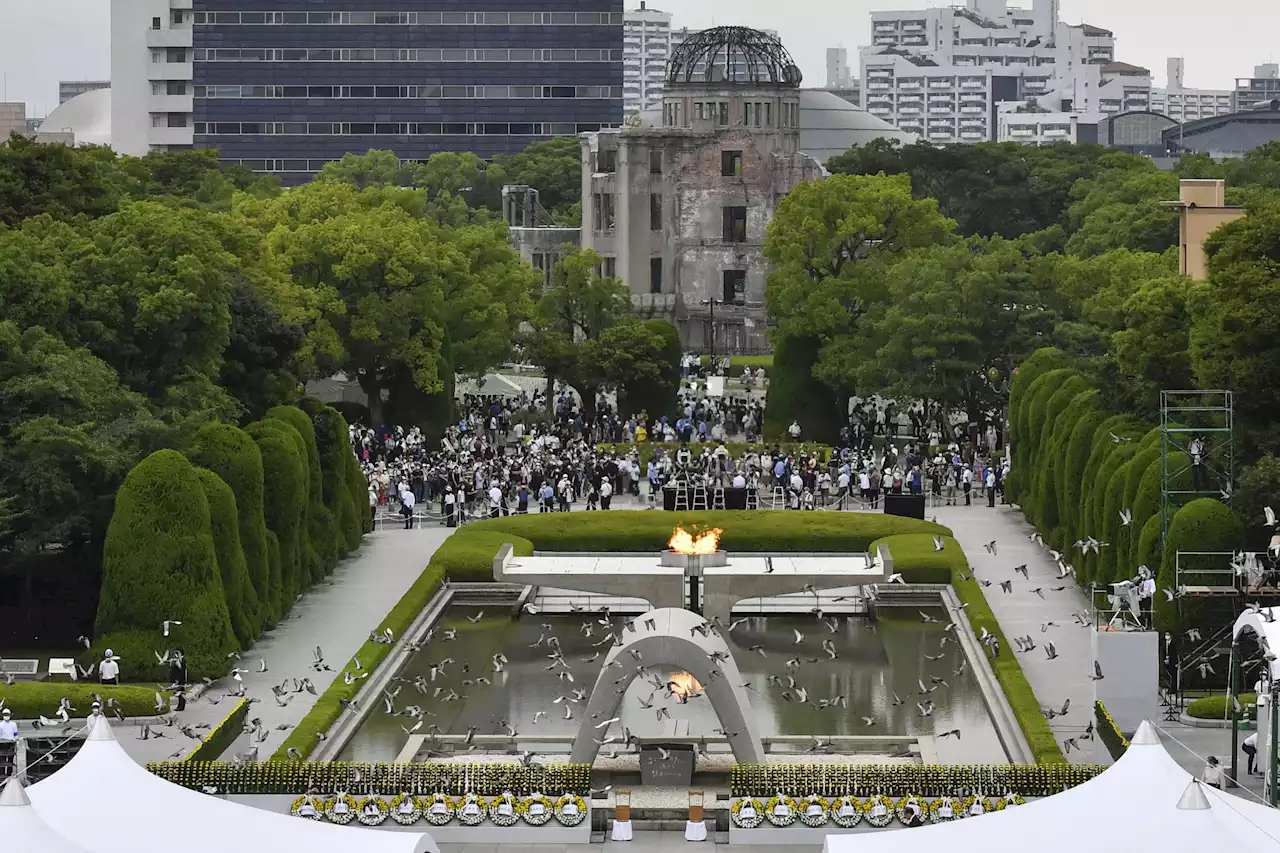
[799,794,830,827]
[456,793,489,826]
[389,794,422,826]
[929,795,961,823]
[895,795,928,827]
[993,792,1026,810]
[863,795,896,828]
[764,793,797,827]
[524,792,554,826]
[731,797,764,829]
[324,794,358,825]
[489,792,521,827]
[829,795,863,828]
[960,795,988,818]
[554,793,588,826]
[357,796,390,826]
[290,794,323,821]
[423,793,455,826]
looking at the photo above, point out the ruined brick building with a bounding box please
[580,27,826,354]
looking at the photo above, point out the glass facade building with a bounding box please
[192,1,623,183]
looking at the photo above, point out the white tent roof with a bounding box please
[28,716,438,853]
[0,776,93,853]
[1233,606,1280,681]
[825,721,1280,853]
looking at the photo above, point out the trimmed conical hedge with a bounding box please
[246,419,308,608]
[1155,499,1243,631]
[186,422,274,628]
[268,405,337,580]
[194,467,258,646]
[94,450,239,678]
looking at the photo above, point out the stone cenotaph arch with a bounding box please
[569,607,765,765]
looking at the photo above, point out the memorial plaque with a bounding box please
[640,744,696,787]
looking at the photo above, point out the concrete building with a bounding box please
[59,81,111,105]
[581,27,823,354]
[1235,63,1280,112]
[1149,58,1235,124]
[859,0,1150,144]
[109,0,622,181]
[109,0,195,157]
[0,103,78,146]
[812,83,862,107]
[623,2,674,116]
[996,104,1090,144]
[1161,179,1244,281]
[827,47,854,89]
[1098,110,1178,156]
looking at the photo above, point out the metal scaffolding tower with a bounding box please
[1160,390,1234,543]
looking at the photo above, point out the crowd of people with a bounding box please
[348,369,1008,526]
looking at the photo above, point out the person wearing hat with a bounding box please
[99,650,119,685]
[0,708,18,741]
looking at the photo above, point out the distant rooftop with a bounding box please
[1074,23,1114,36]
[1102,61,1151,75]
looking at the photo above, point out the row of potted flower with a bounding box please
[289,791,588,828]
[731,792,1027,829]
[729,763,1101,797]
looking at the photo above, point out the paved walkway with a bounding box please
[932,503,1097,763]
[119,528,453,764]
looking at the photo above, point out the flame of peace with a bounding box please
[667,526,722,555]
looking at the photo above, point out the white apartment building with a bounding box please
[110,0,195,156]
[827,47,853,88]
[860,0,1148,144]
[996,102,1081,144]
[624,2,674,116]
[1149,57,1235,122]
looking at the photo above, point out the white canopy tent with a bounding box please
[28,716,438,853]
[0,776,94,853]
[825,721,1280,853]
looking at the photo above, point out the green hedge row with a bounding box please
[873,534,1065,764]
[0,684,166,720]
[91,401,369,681]
[184,698,250,762]
[430,511,947,581]
[1008,348,1242,629]
[1186,693,1258,722]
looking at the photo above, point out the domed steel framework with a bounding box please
[665,26,803,88]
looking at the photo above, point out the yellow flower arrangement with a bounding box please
[489,792,521,826]
[524,792,554,826]
[389,793,422,825]
[731,797,765,828]
[289,794,322,820]
[829,795,863,828]
[928,795,961,823]
[993,792,1026,810]
[356,796,390,826]
[554,793,588,826]
[764,793,797,827]
[863,794,895,827]
[423,793,455,825]
[457,793,489,825]
[894,795,927,827]
[799,794,830,827]
[324,793,358,825]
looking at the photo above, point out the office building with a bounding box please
[1235,63,1280,112]
[0,103,78,145]
[996,103,1091,144]
[110,0,623,183]
[59,81,112,105]
[623,2,674,116]
[1162,180,1244,280]
[859,0,1150,144]
[1150,58,1234,123]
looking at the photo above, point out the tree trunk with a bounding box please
[357,371,386,428]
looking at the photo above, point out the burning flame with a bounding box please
[668,526,722,556]
[669,672,703,701]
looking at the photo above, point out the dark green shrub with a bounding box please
[1155,498,1244,631]
[763,334,841,443]
[268,405,335,579]
[1135,514,1163,577]
[1186,693,1257,721]
[265,529,283,611]
[345,451,372,535]
[1060,404,1106,541]
[0,684,166,719]
[1079,417,1146,555]
[1023,369,1078,514]
[1008,348,1070,496]
[1083,442,1139,583]
[617,318,681,421]
[1033,375,1088,530]
[184,698,250,761]
[1097,460,1135,585]
[866,534,954,584]
[246,420,306,608]
[1130,452,1192,570]
[1095,701,1129,759]
[194,468,258,646]
[186,422,272,630]
[431,531,535,581]
[95,450,238,678]
[298,399,361,557]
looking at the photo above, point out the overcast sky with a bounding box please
[1,0,1275,117]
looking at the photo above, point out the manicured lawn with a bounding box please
[0,683,167,719]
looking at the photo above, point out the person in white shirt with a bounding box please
[732,472,747,489]
[1203,756,1223,788]
[444,488,457,528]
[99,650,119,685]
[489,483,503,519]
[1139,575,1156,624]
[788,420,801,439]
[1244,731,1260,775]
[599,478,613,510]
[400,487,416,529]
[0,708,18,741]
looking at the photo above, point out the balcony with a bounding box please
[902,21,926,31]
[1008,127,1034,137]
[928,130,955,139]
[151,61,194,82]
[867,69,894,78]
[959,79,985,89]
[928,80,954,89]
[866,82,893,90]
[145,28,192,48]
[961,130,986,140]
[147,125,194,147]
[873,22,898,32]
[899,106,922,115]
[873,36,898,45]
[1042,127,1070,137]
[149,93,193,113]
